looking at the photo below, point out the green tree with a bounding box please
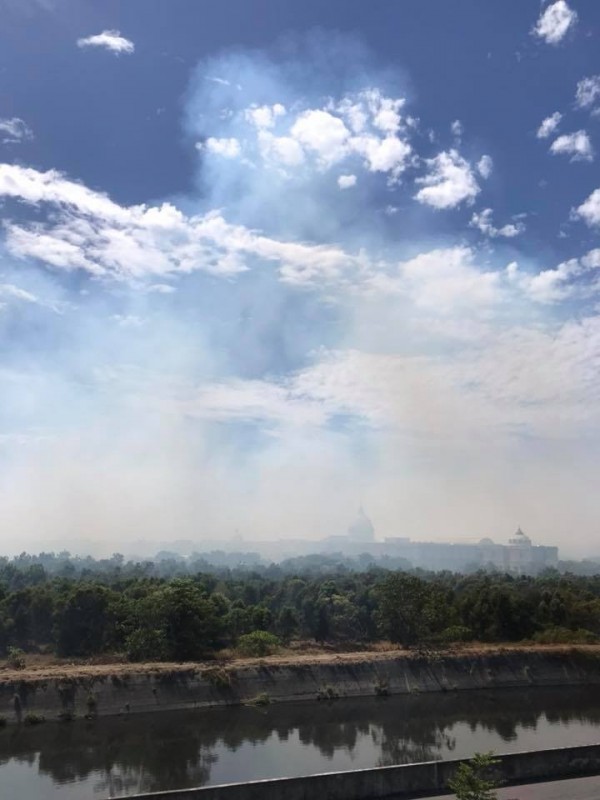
[237,630,281,657]
[448,752,500,800]
[376,573,447,648]
[276,606,298,643]
[54,584,116,657]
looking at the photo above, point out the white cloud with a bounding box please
[575,76,600,110]
[112,314,144,328]
[230,88,413,181]
[0,282,62,314]
[337,174,357,190]
[476,155,493,179]
[146,283,176,294]
[507,251,600,304]
[362,89,405,135]
[202,137,242,158]
[536,112,562,139]
[415,150,480,210]
[532,1,578,45]
[351,134,411,179]
[550,131,594,161]
[369,247,502,314]
[582,249,600,269]
[521,259,582,303]
[451,119,463,138]
[189,313,600,444]
[0,163,363,287]
[0,117,33,144]
[77,30,134,55]
[257,131,305,167]
[0,283,39,305]
[290,109,350,166]
[574,188,600,228]
[0,163,130,222]
[244,103,286,129]
[470,208,525,238]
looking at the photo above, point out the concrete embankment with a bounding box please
[112,743,600,800]
[2,647,600,724]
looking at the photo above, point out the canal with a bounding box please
[1,686,600,799]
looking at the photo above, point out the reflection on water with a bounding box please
[1,687,600,799]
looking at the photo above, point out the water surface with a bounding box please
[1,686,600,799]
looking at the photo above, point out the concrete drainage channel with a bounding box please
[112,743,600,800]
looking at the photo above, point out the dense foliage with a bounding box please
[1,552,600,660]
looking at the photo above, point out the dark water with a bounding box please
[2,687,600,799]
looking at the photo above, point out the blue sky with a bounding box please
[0,0,599,555]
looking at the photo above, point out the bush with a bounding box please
[237,631,281,657]
[203,667,232,689]
[0,716,6,728]
[317,684,339,701]
[448,752,500,800]
[247,692,271,706]
[86,694,98,716]
[125,628,168,662]
[534,627,598,645]
[438,625,474,644]
[23,713,45,726]
[6,647,26,670]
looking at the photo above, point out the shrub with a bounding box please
[125,628,168,662]
[86,694,98,716]
[6,647,26,670]
[448,752,500,800]
[317,684,339,701]
[247,692,271,706]
[374,679,389,697]
[203,667,232,689]
[237,631,281,658]
[23,713,45,726]
[534,627,598,645]
[0,716,6,728]
[438,625,473,644]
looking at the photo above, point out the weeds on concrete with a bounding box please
[203,667,232,690]
[247,692,271,706]
[23,713,45,726]
[317,684,339,701]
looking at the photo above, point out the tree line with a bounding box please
[1,553,600,661]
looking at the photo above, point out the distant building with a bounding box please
[383,526,558,574]
[329,513,559,574]
[347,507,375,542]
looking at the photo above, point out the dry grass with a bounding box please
[1,642,598,686]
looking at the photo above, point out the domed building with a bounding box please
[506,526,556,574]
[508,527,532,547]
[347,507,375,543]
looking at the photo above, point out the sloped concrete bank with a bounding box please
[2,648,600,724]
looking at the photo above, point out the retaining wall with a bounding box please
[112,743,600,800]
[2,649,600,723]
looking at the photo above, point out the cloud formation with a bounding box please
[575,188,600,228]
[415,150,480,209]
[536,112,562,139]
[470,208,525,238]
[532,1,578,45]
[77,30,135,55]
[2,33,600,555]
[575,75,600,111]
[193,85,415,185]
[0,117,33,144]
[550,130,594,162]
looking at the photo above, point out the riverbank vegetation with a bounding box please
[1,553,600,663]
